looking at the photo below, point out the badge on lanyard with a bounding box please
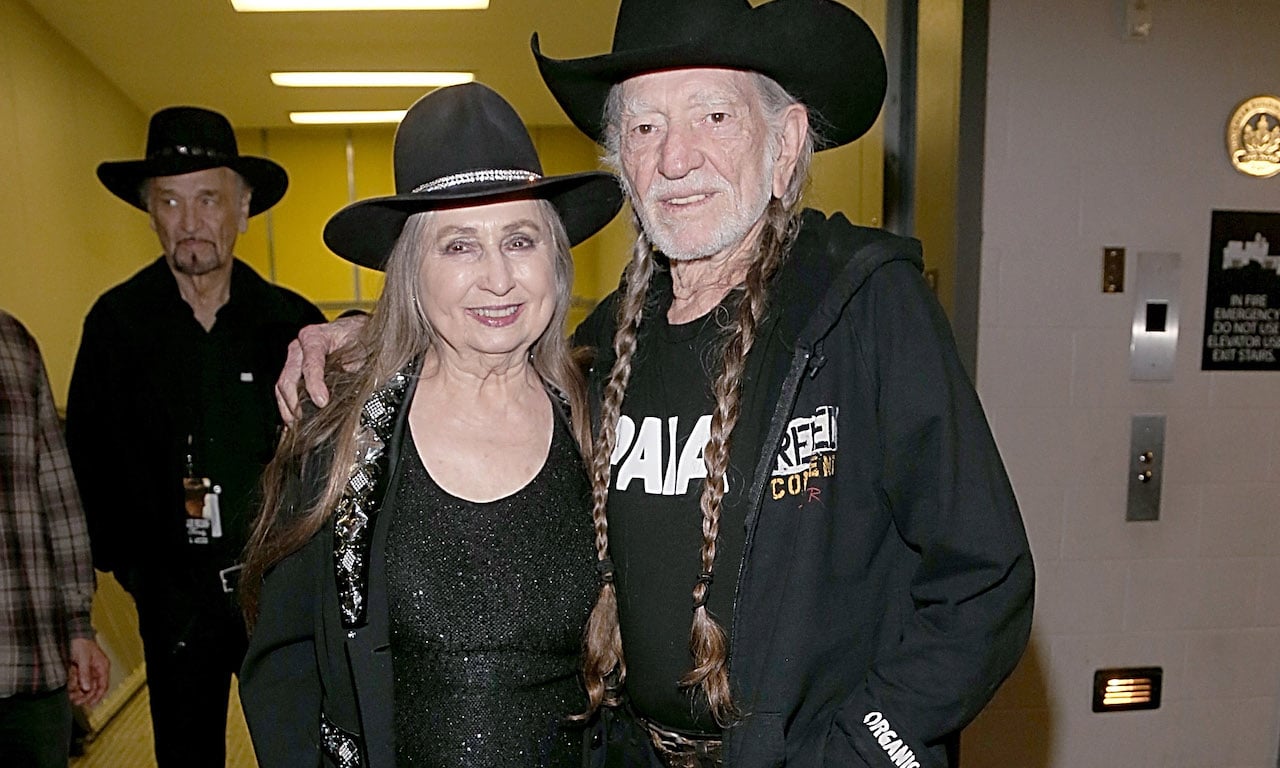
[183,435,222,546]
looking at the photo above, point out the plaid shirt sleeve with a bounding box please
[35,341,98,641]
[0,311,97,694]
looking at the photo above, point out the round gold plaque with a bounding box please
[1227,95,1280,179]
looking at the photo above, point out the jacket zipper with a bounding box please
[722,342,817,758]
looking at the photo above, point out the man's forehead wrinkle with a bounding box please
[620,92,654,119]
[622,84,751,118]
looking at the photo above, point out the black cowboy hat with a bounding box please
[323,83,624,271]
[531,0,887,150]
[97,106,287,216]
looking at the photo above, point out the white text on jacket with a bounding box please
[862,711,922,768]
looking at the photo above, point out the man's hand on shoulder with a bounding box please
[275,314,369,422]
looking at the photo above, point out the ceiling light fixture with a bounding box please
[271,72,473,88]
[232,1,488,11]
[290,110,408,125]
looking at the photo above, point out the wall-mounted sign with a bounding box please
[1202,210,1280,371]
[1227,96,1280,179]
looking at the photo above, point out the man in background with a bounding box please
[0,309,110,768]
[66,106,324,768]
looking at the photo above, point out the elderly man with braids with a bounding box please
[278,2,1034,766]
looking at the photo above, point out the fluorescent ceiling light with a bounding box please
[271,72,473,88]
[232,1,488,10]
[290,110,408,125]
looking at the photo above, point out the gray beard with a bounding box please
[627,157,775,262]
[638,196,769,262]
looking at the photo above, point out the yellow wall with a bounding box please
[0,0,154,400]
[235,126,386,311]
[915,0,963,315]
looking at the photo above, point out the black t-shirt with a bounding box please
[608,301,747,734]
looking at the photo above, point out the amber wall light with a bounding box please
[1092,667,1162,712]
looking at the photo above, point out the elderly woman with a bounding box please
[237,83,622,768]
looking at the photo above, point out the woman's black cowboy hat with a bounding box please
[97,106,287,216]
[323,82,624,271]
[531,0,887,150]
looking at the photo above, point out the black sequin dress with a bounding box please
[385,413,595,767]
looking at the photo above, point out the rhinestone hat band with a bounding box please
[411,169,541,194]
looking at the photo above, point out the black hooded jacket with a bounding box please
[575,210,1034,768]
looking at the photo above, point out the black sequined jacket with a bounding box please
[574,210,1035,768]
[240,368,417,768]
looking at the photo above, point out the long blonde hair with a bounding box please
[241,200,590,624]
[578,73,817,725]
